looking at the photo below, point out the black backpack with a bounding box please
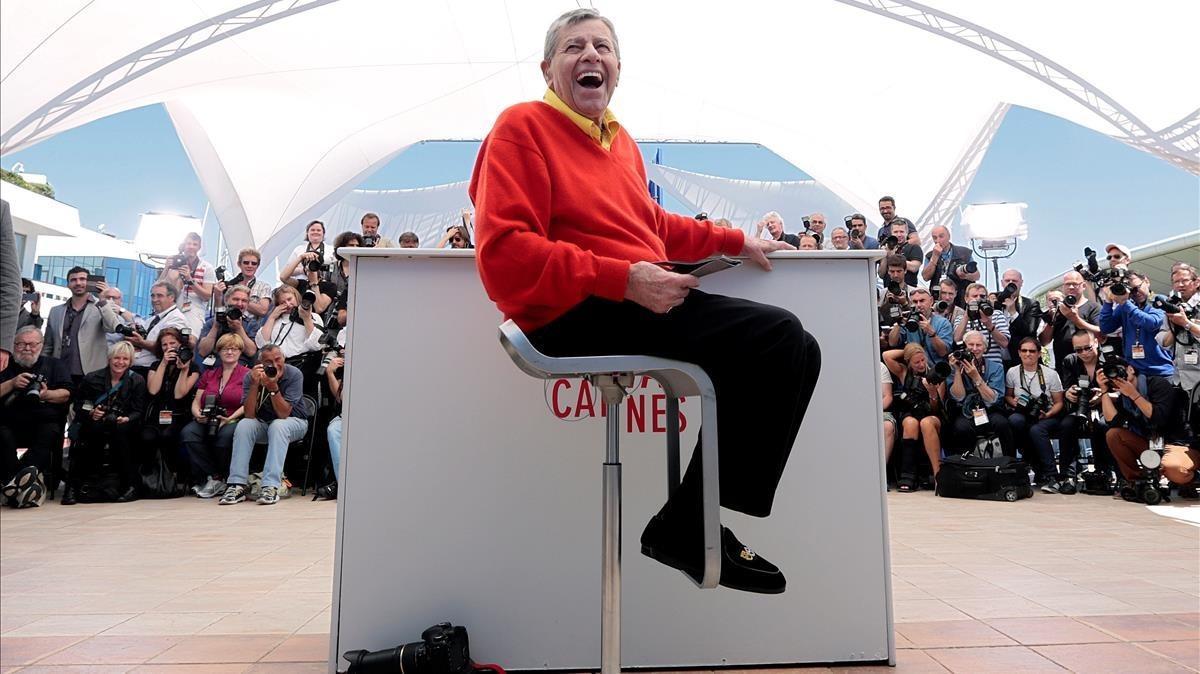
[937,454,1033,502]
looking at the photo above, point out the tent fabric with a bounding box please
[314,181,472,254]
[645,164,865,236]
[2,1,1196,256]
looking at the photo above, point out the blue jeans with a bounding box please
[327,415,342,481]
[229,417,307,489]
[181,419,238,484]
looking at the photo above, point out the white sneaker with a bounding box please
[218,484,247,505]
[196,478,226,499]
[256,485,279,505]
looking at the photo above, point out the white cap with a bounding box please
[1105,242,1132,261]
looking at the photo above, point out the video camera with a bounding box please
[343,622,473,674]
[1074,247,1131,295]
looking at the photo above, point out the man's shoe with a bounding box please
[196,478,226,499]
[1059,477,1078,495]
[1040,479,1062,494]
[60,485,77,506]
[640,515,786,594]
[256,485,279,505]
[115,486,139,503]
[2,466,40,503]
[218,484,247,505]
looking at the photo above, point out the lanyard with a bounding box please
[1019,366,1046,395]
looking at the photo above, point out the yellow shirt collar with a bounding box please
[543,88,620,150]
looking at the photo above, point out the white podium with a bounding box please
[331,249,894,671]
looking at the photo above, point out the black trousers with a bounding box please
[947,411,1015,457]
[529,291,821,519]
[1,418,65,484]
[1060,415,1114,473]
[70,422,139,490]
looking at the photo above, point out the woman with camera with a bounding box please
[281,220,335,288]
[884,344,947,491]
[181,333,250,498]
[62,342,148,505]
[139,327,199,496]
[1004,337,1066,492]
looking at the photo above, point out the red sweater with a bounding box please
[469,101,745,331]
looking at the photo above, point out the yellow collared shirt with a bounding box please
[543,88,620,151]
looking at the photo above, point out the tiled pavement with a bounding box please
[1,491,1196,672]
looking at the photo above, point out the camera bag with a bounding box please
[936,454,1033,502]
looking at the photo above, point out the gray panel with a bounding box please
[331,253,892,670]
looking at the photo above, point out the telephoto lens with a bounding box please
[342,622,472,674]
[263,363,278,379]
[996,282,1018,303]
[934,300,950,313]
[301,289,317,310]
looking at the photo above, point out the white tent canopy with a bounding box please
[316,181,471,253]
[3,1,1196,258]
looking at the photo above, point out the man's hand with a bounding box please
[1111,377,1139,400]
[1108,286,1128,304]
[227,317,246,335]
[213,280,227,296]
[980,312,994,329]
[741,236,795,271]
[12,372,34,390]
[919,317,934,336]
[91,405,106,422]
[250,364,267,386]
[1065,386,1079,404]
[625,261,699,314]
[1168,312,1191,328]
[930,241,945,257]
[92,280,109,296]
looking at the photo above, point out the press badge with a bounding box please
[1185,349,1198,365]
[159,410,173,426]
[1131,343,1145,360]
[972,407,988,426]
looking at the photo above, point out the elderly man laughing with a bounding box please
[469,8,822,594]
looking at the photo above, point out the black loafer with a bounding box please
[640,515,786,594]
[115,486,139,503]
[60,486,77,506]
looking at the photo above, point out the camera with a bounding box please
[967,300,993,321]
[201,393,223,437]
[1100,353,1128,384]
[1069,374,1093,427]
[933,300,950,314]
[361,234,380,247]
[23,373,46,398]
[263,362,278,379]
[114,323,148,338]
[1153,292,1196,318]
[343,622,472,674]
[995,282,1019,303]
[22,291,39,304]
[176,329,193,364]
[307,258,331,274]
[925,360,952,385]
[214,266,226,282]
[300,289,317,311]
[317,348,343,377]
[100,402,126,425]
[215,306,243,326]
[693,212,709,221]
[1063,293,1079,307]
[1016,391,1051,417]
[899,308,921,333]
[849,227,863,240]
[879,234,900,251]
[949,342,971,364]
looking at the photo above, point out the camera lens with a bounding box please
[263,363,278,378]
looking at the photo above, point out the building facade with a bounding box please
[33,255,159,317]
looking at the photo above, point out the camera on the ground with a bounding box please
[343,622,472,674]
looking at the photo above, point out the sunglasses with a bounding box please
[1073,346,1094,353]
[451,237,463,243]
[1018,349,1039,354]
[1106,254,1125,260]
[240,260,260,266]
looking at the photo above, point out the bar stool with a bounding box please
[498,319,720,673]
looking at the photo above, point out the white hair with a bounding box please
[762,210,785,226]
[544,8,620,61]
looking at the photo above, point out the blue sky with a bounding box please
[5,103,1197,287]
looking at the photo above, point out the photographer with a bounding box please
[1,327,71,503]
[197,284,259,366]
[140,327,199,488]
[1058,332,1116,493]
[883,344,947,490]
[1039,270,1101,375]
[219,345,309,506]
[256,286,324,360]
[953,283,1011,366]
[875,196,917,244]
[806,212,828,248]
[1098,270,1173,377]
[181,333,250,498]
[282,220,334,288]
[437,210,475,249]
[829,227,850,250]
[946,330,1014,456]
[844,214,878,250]
[17,278,42,330]
[921,225,979,304]
[1105,242,1131,270]
[44,266,121,387]
[398,231,420,248]
[100,286,139,348]
[322,351,346,500]
[887,288,952,365]
[998,269,1042,363]
[1099,361,1197,488]
[211,248,272,320]
[326,231,363,313]
[1157,264,1200,395]
[754,211,801,247]
[936,278,966,325]
[1004,337,1066,490]
[158,232,215,333]
[62,342,148,505]
[126,282,193,377]
[878,255,912,330]
[876,220,922,288]
[359,212,396,248]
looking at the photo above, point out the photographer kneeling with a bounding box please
[62,342,148,505]
[198,284,259,366]
[1099,360,1197,490]
[1,327,72,507]
[1058,332,1117,492]
[883,344,948,491]
[1004,337,1066,492]
[946,330,1014,457]
[182,333,250,498]
[140,328,199,494]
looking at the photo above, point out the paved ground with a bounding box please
[1,490,1197,673]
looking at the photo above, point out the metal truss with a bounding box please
[915,102,1009,243]
[1,0,338,154]
[832,0,1199,175]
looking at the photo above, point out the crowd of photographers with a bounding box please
[4,199,1198,509]
[0,212,441,509]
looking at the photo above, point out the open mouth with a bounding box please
[576,71,604,89]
